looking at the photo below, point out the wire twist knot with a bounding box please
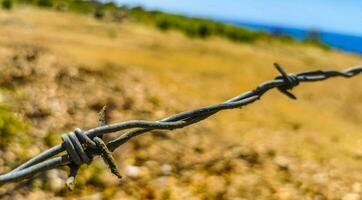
[61,128,93,165]
[274,63,299,99]
[62,128,122,190]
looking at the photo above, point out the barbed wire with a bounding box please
[0,63,361,189]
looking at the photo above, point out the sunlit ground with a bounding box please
[0,8,361,200]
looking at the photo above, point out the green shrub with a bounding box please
[37,0,53,8]
[94,8,104,19]
[156,19,170,31]
[0,104,27,148]
[55,1,68,12]
[129,7,267,43]
[1,0,12,10]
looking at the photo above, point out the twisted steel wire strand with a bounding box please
[0,63,361,186]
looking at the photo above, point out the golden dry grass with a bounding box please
[0,7,361,200]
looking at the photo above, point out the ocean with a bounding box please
[226,21,362,55]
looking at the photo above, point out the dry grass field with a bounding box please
[0,7,362,200]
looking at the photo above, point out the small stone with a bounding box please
[353,182,362,193]
[314,194,326,200]
[312,173,329,185]
[342,193,360,200]
[46,170,64,192]
[161,164,172,176]
[274,156,290,171]
[125,165,140,178]
[80,192,103,200]
[27,190,48,200]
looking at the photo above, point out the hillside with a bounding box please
[0,7,362,200]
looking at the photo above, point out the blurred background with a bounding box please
[121,0,362,54]
[0,0,361,199]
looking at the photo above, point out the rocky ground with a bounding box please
[0,8,361,200]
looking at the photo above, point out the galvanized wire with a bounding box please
[0,63,361,187]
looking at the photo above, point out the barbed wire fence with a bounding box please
[0,63,361,190]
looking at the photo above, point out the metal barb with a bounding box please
[64,105,121,188]
[98,105,107,127]
[93,137,122,179]
[96,105,122,179]
[0,63,361,188]
[66,164,79,191]
[274,63,299,99]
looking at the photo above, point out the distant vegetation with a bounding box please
[129,7,277,43]
[128,7,328,48]
[11,0,328,48]
[37,0,53,7]
[1,0,13,10]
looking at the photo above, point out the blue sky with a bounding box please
[116,0,362,36]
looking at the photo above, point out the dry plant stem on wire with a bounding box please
[0,63,361,189]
